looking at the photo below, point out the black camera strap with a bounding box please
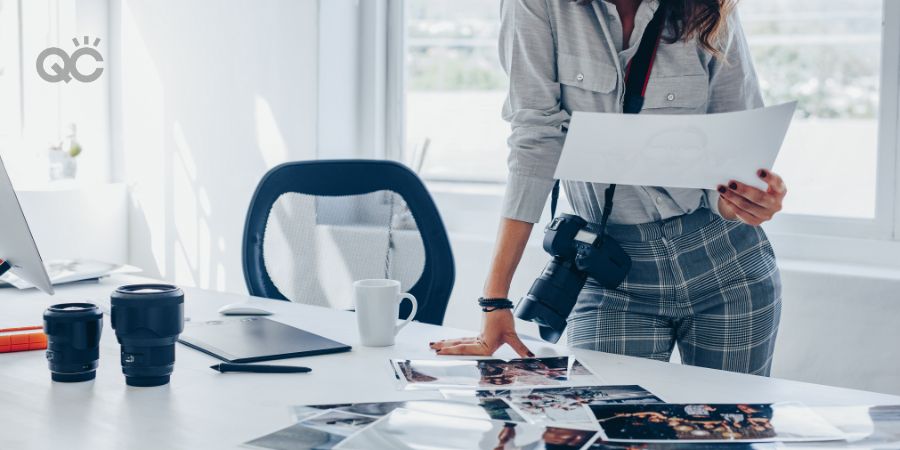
[549,5,667,237]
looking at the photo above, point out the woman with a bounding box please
[430,0,787,376]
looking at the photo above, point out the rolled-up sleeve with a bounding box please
[499,0,570,223]
[704,11,765,218]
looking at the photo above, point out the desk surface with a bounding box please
[1,276,898,450]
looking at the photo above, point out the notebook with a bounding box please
[178,317,351,363]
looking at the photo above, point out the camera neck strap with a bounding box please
[549,4,667,235]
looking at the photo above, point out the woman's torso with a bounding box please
[545,0,740,225]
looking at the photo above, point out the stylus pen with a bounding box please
[210,363,312,374]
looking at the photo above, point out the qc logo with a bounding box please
[36,36,104,83]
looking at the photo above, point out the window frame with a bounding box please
[384,0,900,244]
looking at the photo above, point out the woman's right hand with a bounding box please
[429,309,533,357]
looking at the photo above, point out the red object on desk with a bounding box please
[0,326,48,353]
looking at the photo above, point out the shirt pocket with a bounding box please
[643,74,709,113]
[557,52,617,94]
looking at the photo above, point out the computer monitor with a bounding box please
[0,156,54,295]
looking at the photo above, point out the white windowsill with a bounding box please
[427,180,900,275]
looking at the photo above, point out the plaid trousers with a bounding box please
[567,208,782,376]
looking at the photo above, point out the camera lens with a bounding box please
[43,303,103,382]
[110,284,185,387]
[515,258,587,343]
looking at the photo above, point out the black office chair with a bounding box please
[242,159,455,326]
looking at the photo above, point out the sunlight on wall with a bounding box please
[120,0,166,278]
[172,122,200,286]
[115,0,318,294]
[254,95,288,169]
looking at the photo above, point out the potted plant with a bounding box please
[48,123,81,180]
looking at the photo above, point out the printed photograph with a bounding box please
[497,385,663,424]
[336,407,599,450]
[298,410,378,437]
[802,404,900,448]
[391,356,598,390]
[292,402,405,421]
[243,422,346,450]
[244,410,376,449]
[591,403,845,443]
[292,398,527,423]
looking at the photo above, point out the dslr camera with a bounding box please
[514,214,631,343]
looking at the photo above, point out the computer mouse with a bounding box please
[217,303,274,316]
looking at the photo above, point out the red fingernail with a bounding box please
[717,185,726,194]
[758,169,768,178]
[729,182,738,190]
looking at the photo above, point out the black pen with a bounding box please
[210,363,312,374]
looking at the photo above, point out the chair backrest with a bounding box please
[242,159,455,326]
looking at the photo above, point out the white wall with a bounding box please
[108,0,318,292]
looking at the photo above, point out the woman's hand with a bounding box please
[429,309,533,357]
[717,169,787,226]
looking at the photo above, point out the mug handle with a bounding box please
[395,293,418,335]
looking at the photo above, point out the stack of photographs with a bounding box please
[443,385,662,426]
[243,355,871,449]
[390,355,597,390]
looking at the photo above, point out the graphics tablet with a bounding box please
[178,317,351,363]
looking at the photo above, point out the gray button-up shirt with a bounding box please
[499,0,763,224]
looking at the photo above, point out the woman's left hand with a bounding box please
[717,169,787,226]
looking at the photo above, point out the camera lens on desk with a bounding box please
[110,284,185,387]
[43,303,104,383]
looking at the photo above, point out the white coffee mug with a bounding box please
[353,279,418,347]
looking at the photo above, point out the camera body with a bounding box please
[514,214,631,343]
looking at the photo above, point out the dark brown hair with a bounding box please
[664,0,737,55]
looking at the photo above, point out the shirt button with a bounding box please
[655,196,663,205]
[666,93,676,101]
[576,73,585,81]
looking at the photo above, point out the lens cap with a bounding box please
[538,325,563,344]
[111,284,184,306]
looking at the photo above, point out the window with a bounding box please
[404,0,506,182]
[399,0,900,240]
[741,0,883,219]
[0,0,109,185]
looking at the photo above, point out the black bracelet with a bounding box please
[478,297,513,312]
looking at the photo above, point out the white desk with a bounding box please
[1,275,898,450]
